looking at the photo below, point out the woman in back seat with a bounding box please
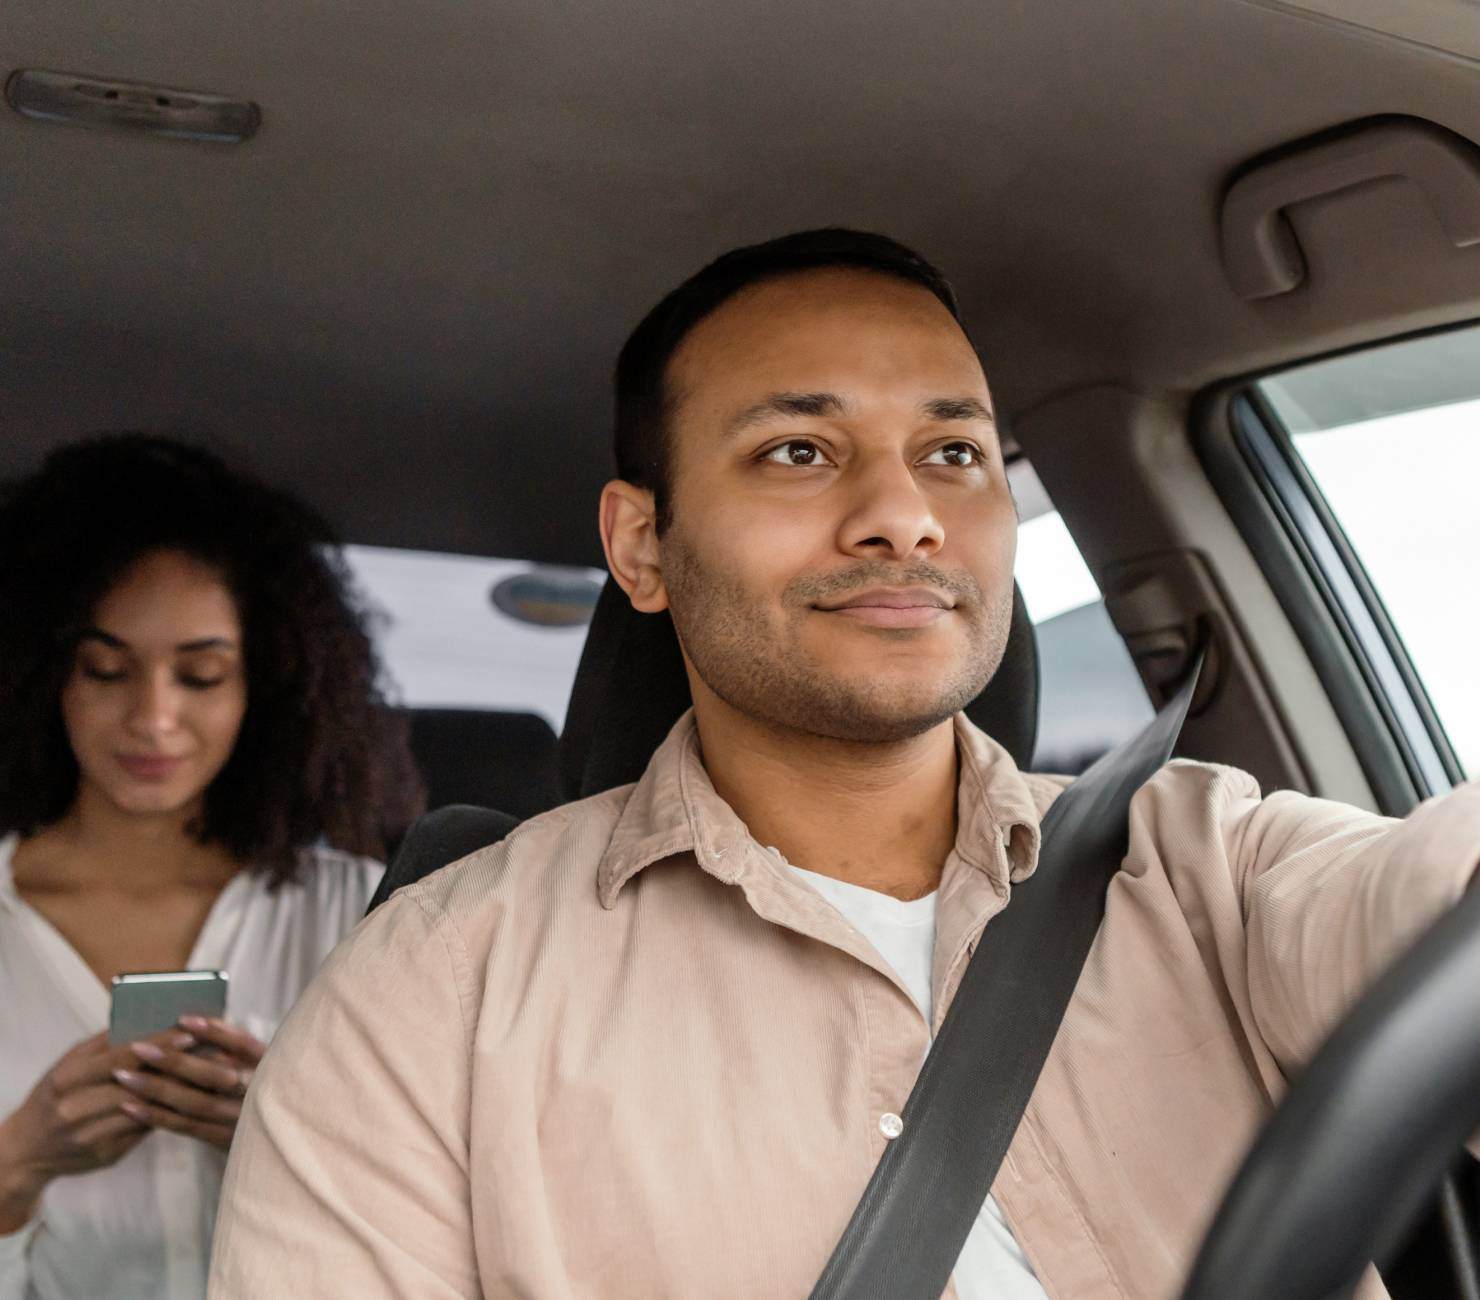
[0,434,423,1300]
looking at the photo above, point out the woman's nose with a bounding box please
[126,675,182,738]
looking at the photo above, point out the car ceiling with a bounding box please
[2,0,1479,567]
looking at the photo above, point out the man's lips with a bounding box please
[116,753,187,781]
[815,586,954,628]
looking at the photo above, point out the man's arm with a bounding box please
[1226,776,1480,1072]
[208,886,480,1297]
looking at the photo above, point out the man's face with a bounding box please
[648,267,1017,743]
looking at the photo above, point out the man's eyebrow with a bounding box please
[726,391,848,437]
[922,396,996,424]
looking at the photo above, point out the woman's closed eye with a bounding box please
[79,662,128,684]
[176,656,235,690]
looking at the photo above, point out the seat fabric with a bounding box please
[406,708,563,820]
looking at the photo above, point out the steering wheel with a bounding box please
[1181,882,1480,1299]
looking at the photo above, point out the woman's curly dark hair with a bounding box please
[0,434,425,886]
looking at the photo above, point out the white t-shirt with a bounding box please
[0,833,383,1300]
[789,863,1050,1300]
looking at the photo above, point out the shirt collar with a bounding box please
[596,709,1045,909]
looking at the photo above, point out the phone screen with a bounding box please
[109,970,229,1045]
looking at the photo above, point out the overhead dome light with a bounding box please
[5,68,259,143]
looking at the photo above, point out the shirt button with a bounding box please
[879,1112,904,1139]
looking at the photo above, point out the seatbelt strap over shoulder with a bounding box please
[810,656,1204,1300]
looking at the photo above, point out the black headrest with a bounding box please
[406,708,563,820]
[560,577,1039,800]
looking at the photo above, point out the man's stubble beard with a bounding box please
[660,528,1013,745]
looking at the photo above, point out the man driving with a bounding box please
[208,229,1480,1299]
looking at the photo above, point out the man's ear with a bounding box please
[600,480,669,613]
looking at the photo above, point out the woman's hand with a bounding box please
[0,1030,188,1233]
[111,1018,268,1153]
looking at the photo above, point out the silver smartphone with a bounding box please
[108,970,229,1045]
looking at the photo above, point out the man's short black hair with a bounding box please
[613,227,964,532]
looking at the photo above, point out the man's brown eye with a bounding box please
[763,440,823,466]
[926,442,980,467]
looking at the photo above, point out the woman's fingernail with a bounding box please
[131,1042,164,1061]
[113,1068,139,1085]
[120,1100,149,1120]
[179,1016,209,1031]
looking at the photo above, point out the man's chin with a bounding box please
[811,711,959,745]
[769,677,980,745]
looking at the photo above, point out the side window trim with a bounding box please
[1219,390,1459,808]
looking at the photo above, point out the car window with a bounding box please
[347,464,1151,774]
[1008,459,1153,772]
[1258,324,1480,777]
[344,547,602,732]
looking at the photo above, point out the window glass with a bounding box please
[1008,460,1153,772]
[1260,324,1480,776]
[346,463,1151,774]
[344,547,601,732]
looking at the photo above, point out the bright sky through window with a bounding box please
[1292,398,1480,775]
[1014,512,1102,624]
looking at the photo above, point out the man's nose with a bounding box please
[837,456,946,560]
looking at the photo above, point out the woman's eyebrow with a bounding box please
[80,628,236,653]
[79,627,127,649]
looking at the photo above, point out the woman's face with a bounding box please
[61,549,248,820]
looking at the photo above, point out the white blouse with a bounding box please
[0,833,383,1300]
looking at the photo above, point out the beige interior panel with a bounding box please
[1241,0,1480,64]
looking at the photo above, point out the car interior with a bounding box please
[3,0,1479,1294]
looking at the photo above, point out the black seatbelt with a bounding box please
[810,656,1203,1300]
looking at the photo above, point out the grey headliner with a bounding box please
[2,0,1479,565]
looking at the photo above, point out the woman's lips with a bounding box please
[116,753,187,782]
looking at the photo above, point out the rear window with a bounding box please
[344,548,600,732]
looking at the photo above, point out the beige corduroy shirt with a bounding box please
[208,711,1480,1299]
